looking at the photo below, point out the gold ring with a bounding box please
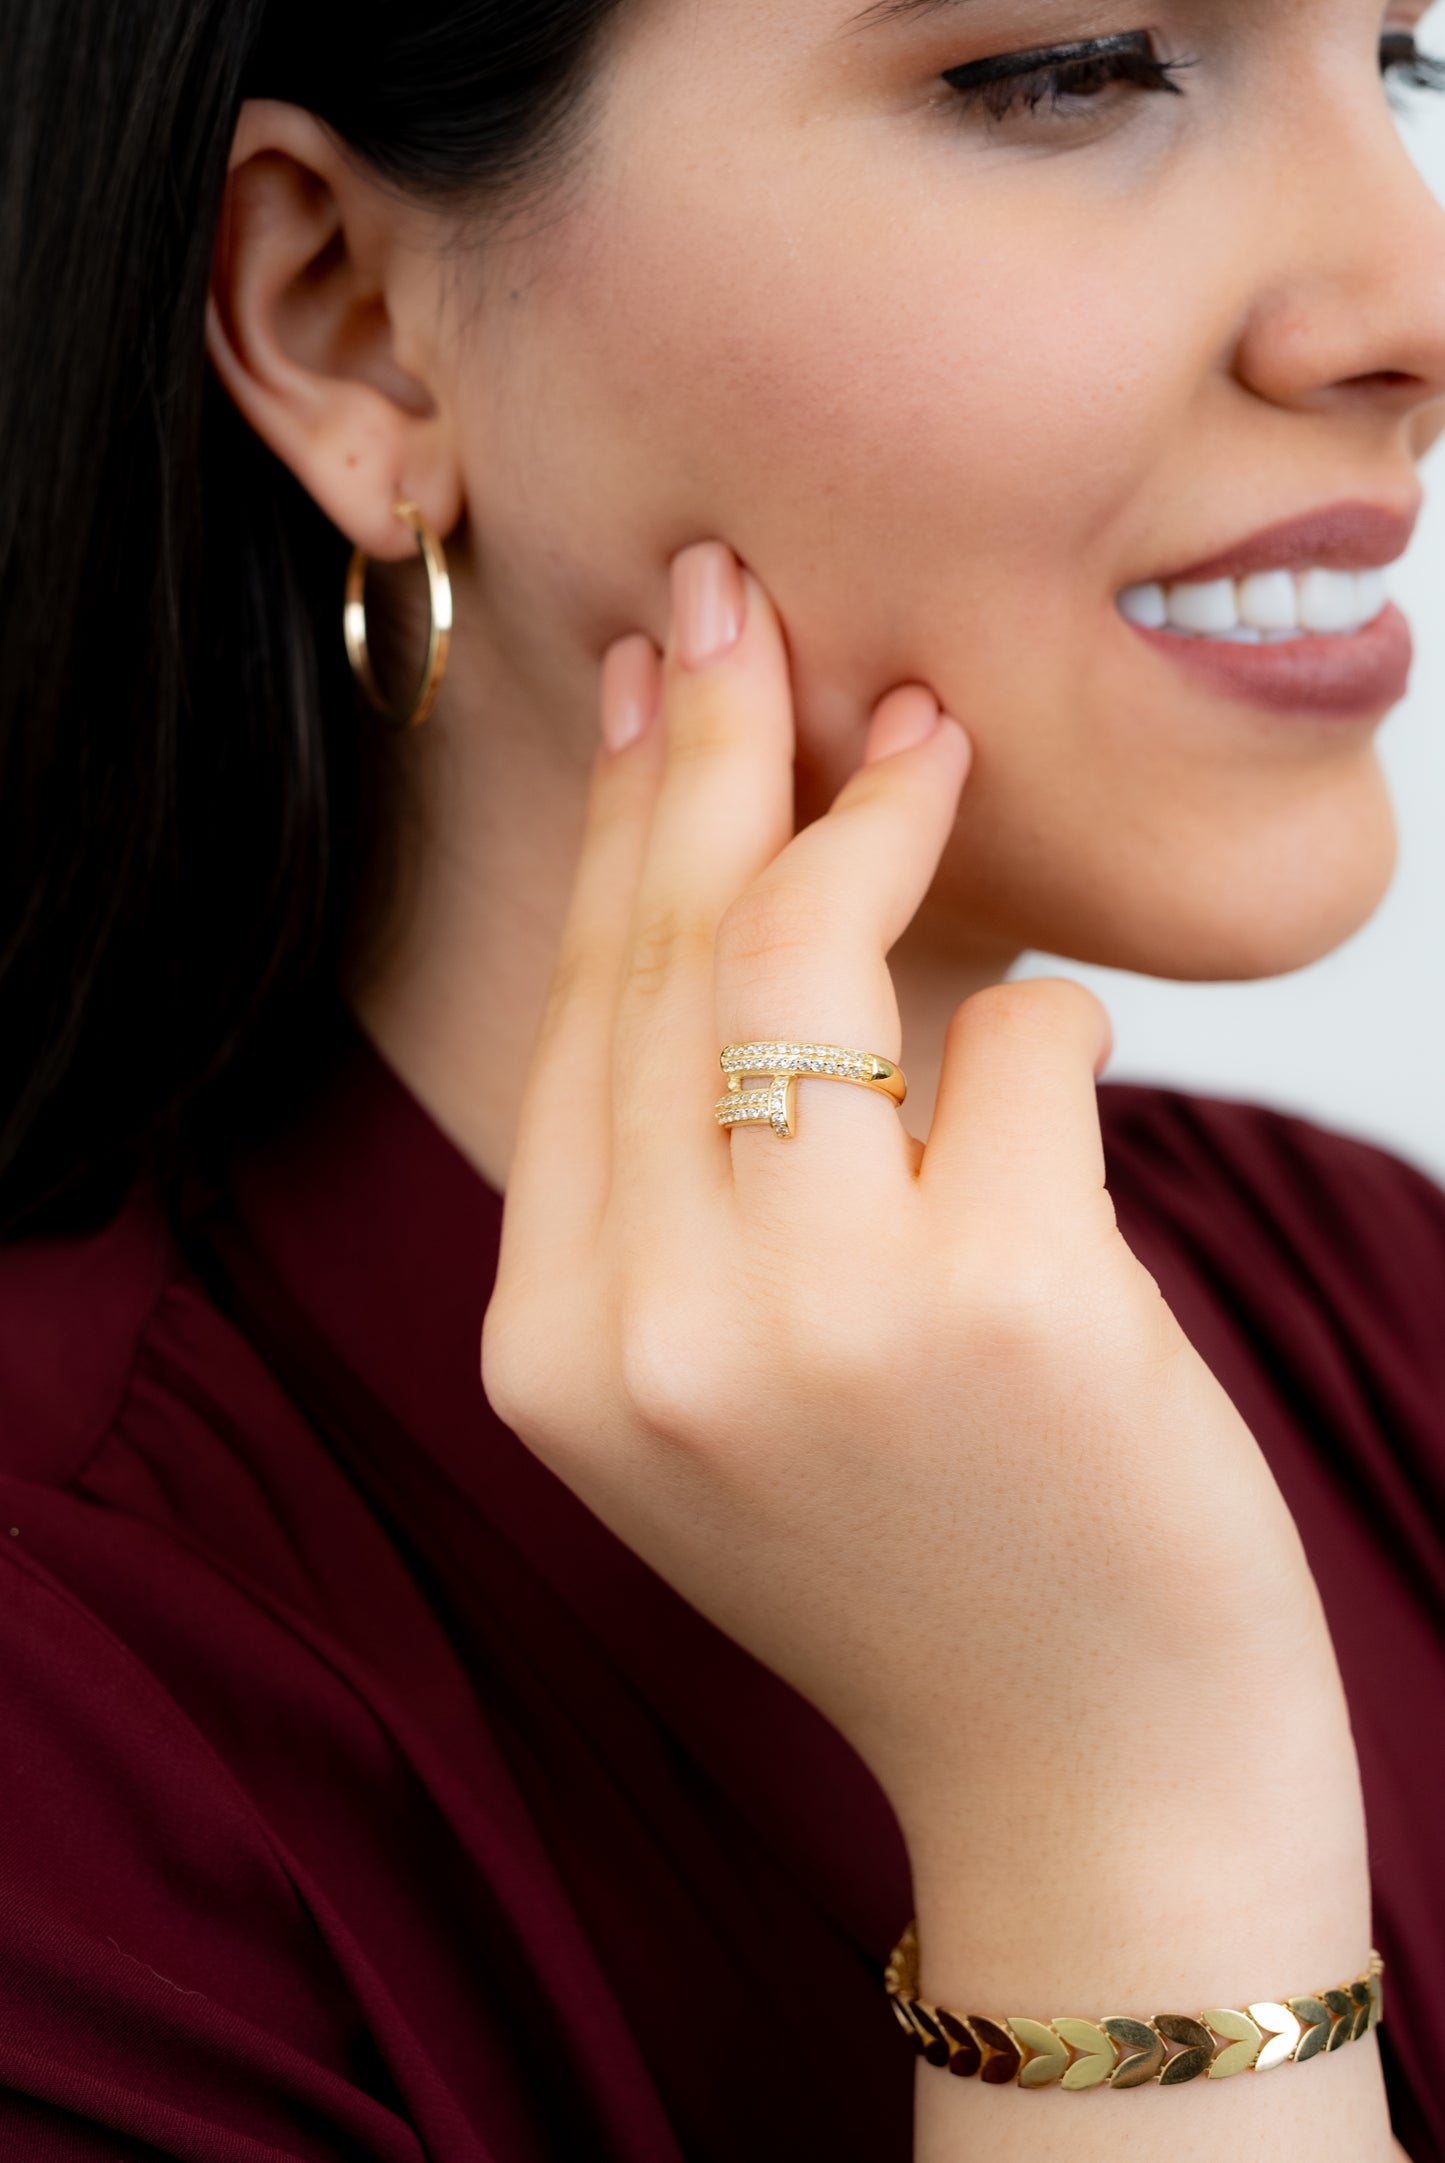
[715,1040,907,1140]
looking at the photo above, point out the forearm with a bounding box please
[902,1639,1394,2160]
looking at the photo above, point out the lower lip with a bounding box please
[1122,601,1413,717]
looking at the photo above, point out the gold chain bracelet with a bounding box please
[886,1923,1384,2089]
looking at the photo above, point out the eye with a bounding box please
[941,26,1445,127]
[940,30,1196,124]
[1380,28,1445,107]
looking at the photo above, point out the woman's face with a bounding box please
[437,0,1445,980]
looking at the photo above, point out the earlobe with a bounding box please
[205,99,462,562]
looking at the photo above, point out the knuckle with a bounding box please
[534,941,590,1047]
[1025,974,1110,1035]
[793,1298,900,1403]
[715,881,829,975]
[624,901,717,1001]
[830,756,915,822]
[949,975,1108,1053]
[735,1247,900,1397]
[948,1229,1157,1372]
[949,1247,1071,1351]
[616,1291,729,1444]
[481,1286,572,1445]
[663,684,738,770]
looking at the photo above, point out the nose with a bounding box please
[1232,79,1445,451]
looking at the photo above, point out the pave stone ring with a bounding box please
[714,1040,908,1140]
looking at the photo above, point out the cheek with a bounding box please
[461,147,1396,981]
[482,149,1184,698]
[610,197,1157,564]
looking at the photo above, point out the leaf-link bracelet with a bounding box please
[886,1923,1384,2089]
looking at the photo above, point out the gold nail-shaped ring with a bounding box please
[715,1040,907,1140]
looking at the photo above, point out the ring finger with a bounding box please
[716,689,972,1216]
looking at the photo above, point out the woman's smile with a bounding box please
[411,0,1445,989]
[8,0,1445,2152]
[1113,496,1418,713]
[1118,598,1413,715]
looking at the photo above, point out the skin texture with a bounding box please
[207,0,1445,1190]
[203,3,1445,2154]
[478,537,1397,2158]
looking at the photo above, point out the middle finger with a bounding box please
[611,543,798,1210]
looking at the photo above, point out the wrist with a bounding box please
[886,1549,1353,1838]
[896,1657,1370,2012]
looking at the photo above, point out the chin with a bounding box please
[953,754,1401,986]
[1080,830,1395,985]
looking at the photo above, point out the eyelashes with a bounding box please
[941,28,1445,125]
[1379,27,1445,99]
[942,32,1193,121]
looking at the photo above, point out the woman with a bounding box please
[2,0,1443,2157]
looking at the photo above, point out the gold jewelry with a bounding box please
[886,1924,1383,2089]
[714,1040,907,1139]
[344,498,453,731]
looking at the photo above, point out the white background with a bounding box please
[1016,56,1445,1184]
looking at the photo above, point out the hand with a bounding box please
[482,541,1344,1852]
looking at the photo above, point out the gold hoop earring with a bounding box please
[344,498,453,732]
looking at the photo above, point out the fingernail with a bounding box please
[863,687,942,765]
[601,635,659,753]
[672,543,746,669]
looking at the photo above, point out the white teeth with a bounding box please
[1355,567,1389,623]
[1298,567,1359,633]
[1166,577,1237,633]
[1117,581,1168,629]
[1238,569,1298,632]
[1118,564,1392,641]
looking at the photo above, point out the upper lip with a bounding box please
[1142,498,1421,587]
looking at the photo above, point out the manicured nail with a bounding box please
[863,687,943,765]
[601,635,659,753]
[672,543,746,669]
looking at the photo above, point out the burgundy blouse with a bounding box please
[1,1009,1443,2162]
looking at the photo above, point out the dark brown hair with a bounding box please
[0,0,627,1238]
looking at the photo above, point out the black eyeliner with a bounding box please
[1380,29,1445,92]
[940,31,1195,119]
[942,29,1155,90]
[940,25,1445,118]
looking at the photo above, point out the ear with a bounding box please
[206,99,464,562]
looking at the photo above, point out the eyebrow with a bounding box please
[845,0,976,27]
